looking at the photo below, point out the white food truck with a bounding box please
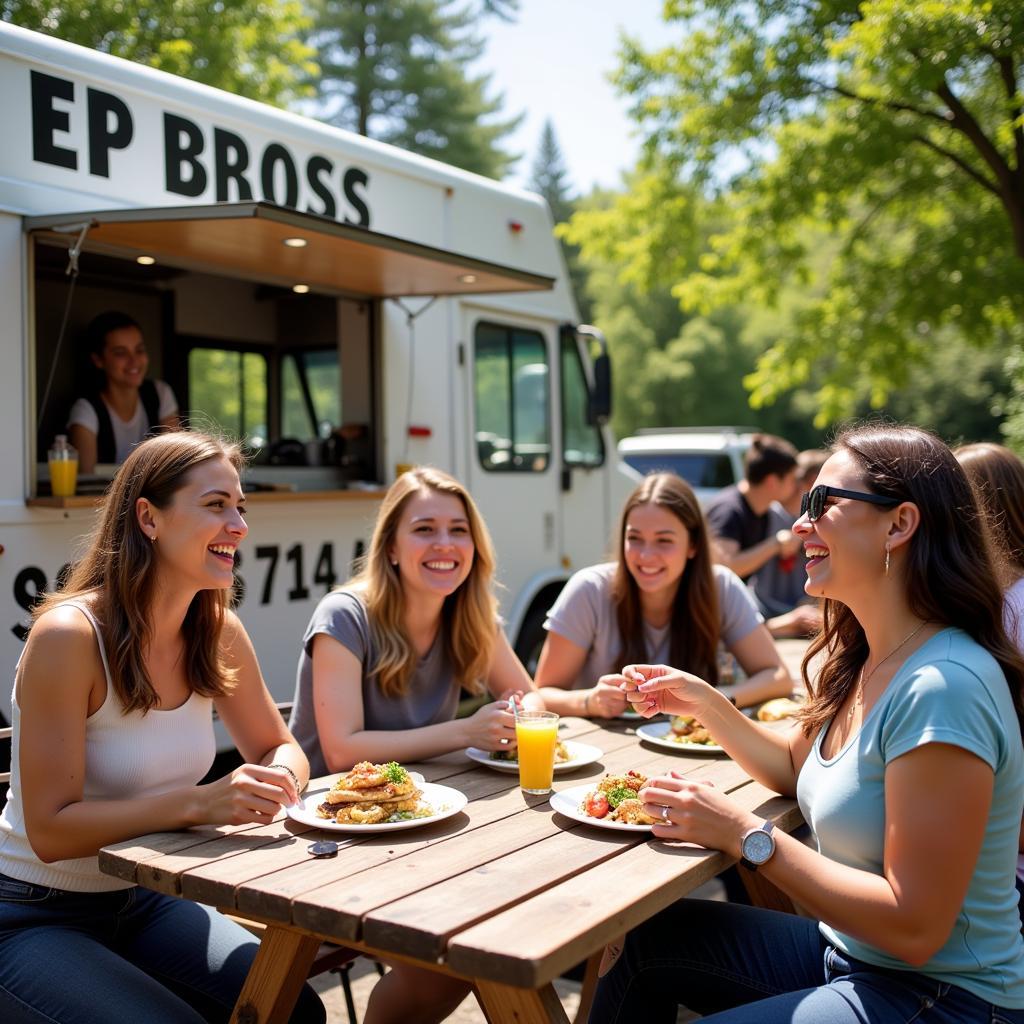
[0,22,635,732]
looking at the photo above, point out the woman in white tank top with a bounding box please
[0,432,324,1024]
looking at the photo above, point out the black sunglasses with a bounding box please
[800,485,900,522]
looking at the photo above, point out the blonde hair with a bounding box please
[348,467,498,698]
[35,431,242,713]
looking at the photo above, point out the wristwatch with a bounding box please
[739,819,776,871]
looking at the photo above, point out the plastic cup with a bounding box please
[49,453,78,497]
[515,711,559,794]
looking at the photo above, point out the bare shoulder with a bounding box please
[219,607,253,652]
[20,604,101,702]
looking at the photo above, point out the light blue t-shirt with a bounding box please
[797,628,1024,1007]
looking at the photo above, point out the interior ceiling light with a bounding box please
[283,237,308,248]
[458,273,477,284]
[292,283,310,294]
[136,255,156,265]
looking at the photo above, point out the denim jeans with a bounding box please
[589,899,1024,1024]
[0,871,326,1024]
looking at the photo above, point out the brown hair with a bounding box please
[35,432,243,713]
[799,424,1024,739]
[954,442,1024,586]
[612,472,720,682]
[347,467,498,699]
[743,433,798,485]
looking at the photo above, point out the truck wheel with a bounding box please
[515,605,549,676]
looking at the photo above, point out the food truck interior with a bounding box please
[32,237,377,496]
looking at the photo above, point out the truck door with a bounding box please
[465,315,560,614]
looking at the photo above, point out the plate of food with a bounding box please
[550,771,657,831]
[635,717,725,753]
[465,740,603,773]
[755,696,804,722]
[288,760,467,833]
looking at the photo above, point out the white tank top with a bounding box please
[0,601,216,891]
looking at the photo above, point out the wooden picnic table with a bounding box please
[99,716,804,1024]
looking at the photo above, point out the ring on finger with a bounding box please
[660,805,671,823]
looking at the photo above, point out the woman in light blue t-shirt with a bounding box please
[593,424,1024,1023]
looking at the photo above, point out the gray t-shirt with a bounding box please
[289,589,460,778]
[543,562,763,689]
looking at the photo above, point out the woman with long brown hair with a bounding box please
[535,472,790,716]
[594,424,1024,1023]
[288,465,541,1024]
[0,432,324,1023]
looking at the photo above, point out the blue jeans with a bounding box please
[589,900,1024,1024]
[0,872,326,1023]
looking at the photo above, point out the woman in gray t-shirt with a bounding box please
[289,467,542,1024]
[536,472,791,716]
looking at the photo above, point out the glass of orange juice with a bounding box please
[515,711,559,794]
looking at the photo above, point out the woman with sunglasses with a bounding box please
[591,423,1024,1023]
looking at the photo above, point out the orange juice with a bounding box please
[48,435,78,498]
[515,711,559,794]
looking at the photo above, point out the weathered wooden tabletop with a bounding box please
[100,716,804,1024]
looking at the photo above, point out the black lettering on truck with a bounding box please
[164,113,208,197]
[30,70,76,170]
[261,143,299,208]
[214,128,254,202]
[87,87,133,177]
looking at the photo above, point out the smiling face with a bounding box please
[92,325,149,390]
[795,450,894,605]
[622,502,696,598]
[142,455,248,592]
[389,488,475,600]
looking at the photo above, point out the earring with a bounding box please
[884,543,890,577]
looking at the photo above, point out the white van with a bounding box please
[0,23,634,729]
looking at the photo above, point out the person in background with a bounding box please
[68,311,180,473]
[535,472,791,717]
[955,440,1024,930]
[289,465,543,1024]
[753,449,829,639]
[0,432,324,1024]
[594,423,1024,1023]
[706,433,801,582]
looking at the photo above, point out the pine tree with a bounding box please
[529,120,591,322]
[310,0,520,180]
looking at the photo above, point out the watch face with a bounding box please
[742,828,775,865]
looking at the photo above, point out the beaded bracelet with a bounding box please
[268,763,301,792]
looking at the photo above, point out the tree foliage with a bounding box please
[529,120,591,321]
[610,1,1024,427]
[309,0,520,179]
[1,0,315,105]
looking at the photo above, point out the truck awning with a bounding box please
[25,201,554,298]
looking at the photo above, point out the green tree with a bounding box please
[310,0,520,179]
[529,120,592,322]
[1,0,315,105]
[611,1,1024,427]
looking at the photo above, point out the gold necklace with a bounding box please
[847,621,929,723]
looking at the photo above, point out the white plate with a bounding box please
[635,721,725,754]
[465,740,603,774]
[287,781,467,833]
[549,783,653,832]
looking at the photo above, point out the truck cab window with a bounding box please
[188,348,268,449]
[282,350,341,442]
[474,322,550,473]
[560,332,604,468]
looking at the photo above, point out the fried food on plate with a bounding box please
[315,761,430,825]
[490,740,570,764]
[581,770,655,823]
[756,697,803,722]
[669,715,716,745]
